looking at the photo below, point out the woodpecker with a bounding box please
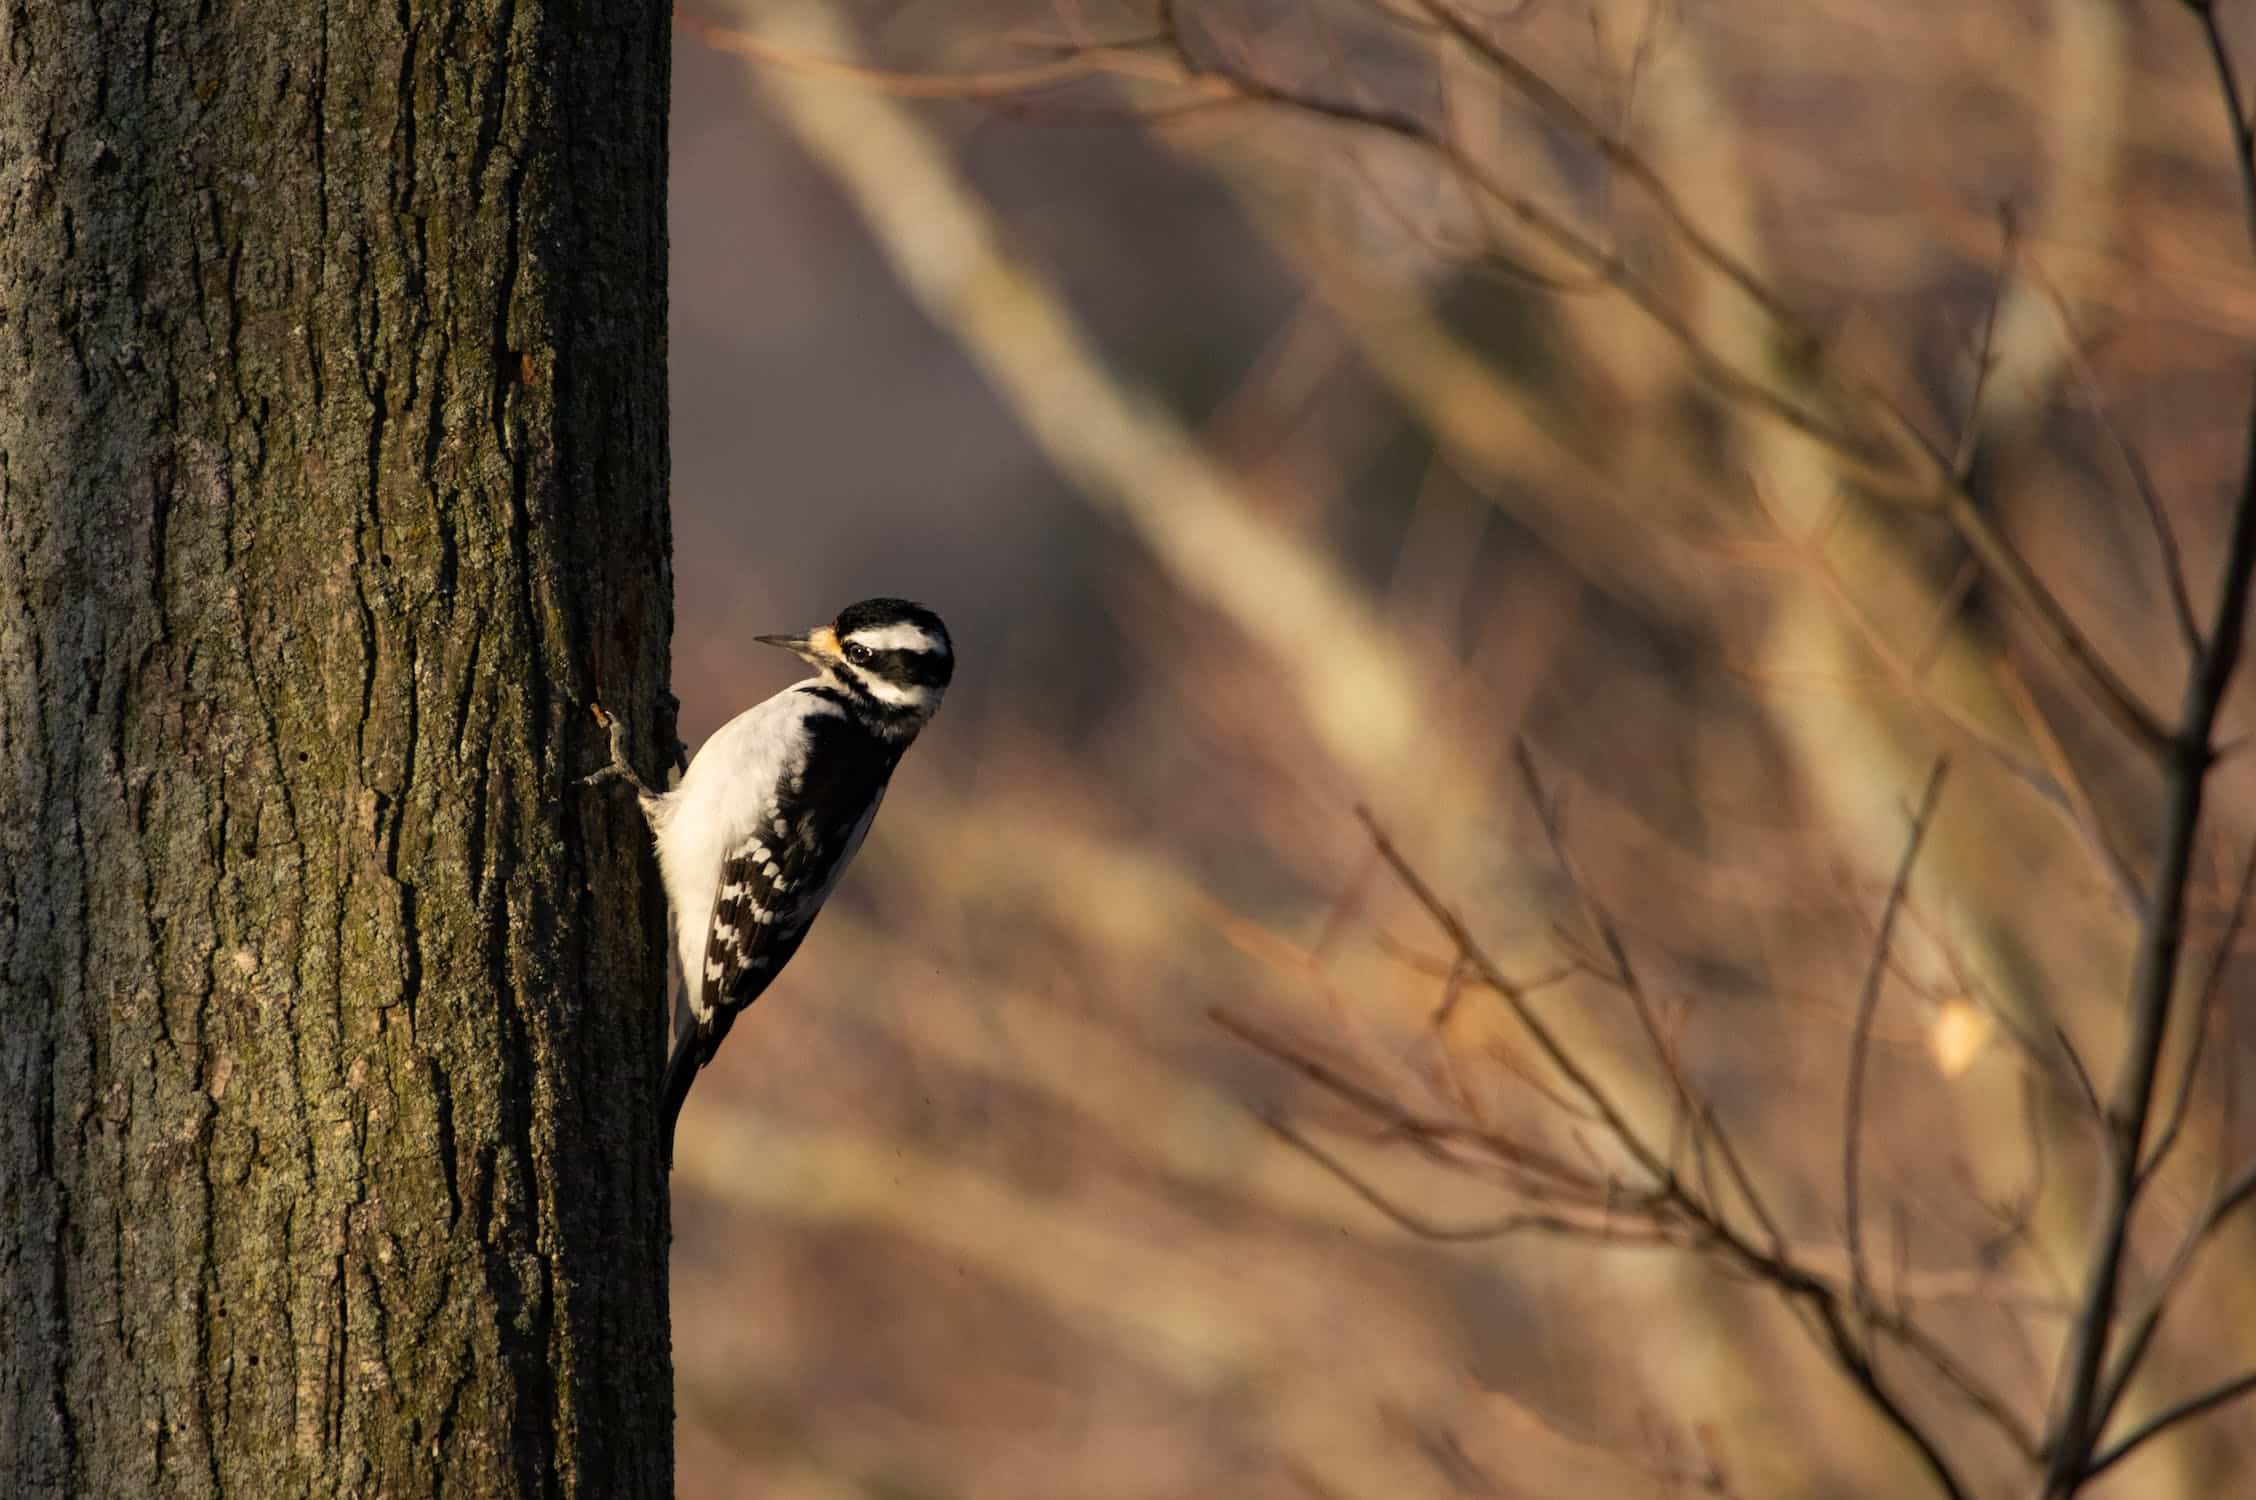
[587,597,953,1162]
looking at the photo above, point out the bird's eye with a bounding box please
[843,641,873,665]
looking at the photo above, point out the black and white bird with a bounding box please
[588,597,953,1161]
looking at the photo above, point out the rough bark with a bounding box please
[0,1,675,1495]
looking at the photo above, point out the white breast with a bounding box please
[649,682,829,1001]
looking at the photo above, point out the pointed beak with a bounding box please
[755,626,836,668]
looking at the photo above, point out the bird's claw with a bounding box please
[583,700,658,797]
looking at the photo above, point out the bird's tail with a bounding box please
[660,1008,743,1168]
[661,1030,703,1169]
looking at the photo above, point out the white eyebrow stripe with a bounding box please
[843,623,946,654]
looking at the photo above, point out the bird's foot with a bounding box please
[582,702,660,799]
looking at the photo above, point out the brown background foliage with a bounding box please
[663,3,2256,1495]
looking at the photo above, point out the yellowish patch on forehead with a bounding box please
[810,625,840,657]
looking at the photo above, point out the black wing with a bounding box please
[696,829,824,1022]
[661,831,826,1160]
[665,705,898,1158]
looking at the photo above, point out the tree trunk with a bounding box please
[0,2,675,1494]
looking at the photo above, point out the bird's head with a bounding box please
[758,597,954,736]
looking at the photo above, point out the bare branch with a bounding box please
[1844,758,1952,1315]
[2185,0,2256,255]
[1350,803,1683,1196]
[1989,658,2145,913]
[1408,7,2167,755]
[1398,0,1803,334]
[2084,1368,2256,1483]
[1147,16,1891,464]
[1428,953,1471,1028]
[1510,746,1789,1255]
[2092,1156,2256,1442]
[2054,1024,2105,1124]
[1931,479,2171,754]
[1799,1294,1975,1500]
[2040,282,2202,656]
[1137,9,2179,752]
[1209,1007,1612,1196]
[2044,516,2256,1494]
[1741,480,2132,886]
[2136,838,2256,1186]
[2045,16,2256,1488]
[1258,1111,1674,1245]
[1949,213,2014,482]
[1370,929,1577,1002]
[1341,802,2021,1483]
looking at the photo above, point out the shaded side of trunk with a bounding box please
[0,1,675,1493]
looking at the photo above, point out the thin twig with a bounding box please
[2044,14,2256,1488]
[1989,657,2145,913]
[2054,1024,2104,1123]
[1399,0,1803,334]
[1353,803,1683,1197]
[2044,480,2256,1493]
[1433,41,1612,293]
[1145,21,1888,463]
[1511,746,1789,1255]
[1739,481,2077,820]
[1931,479,2170,754]
[1341,804,2007,1488]
[1379,0,2166,753]
[1799,1295,1975,1500]
[2083,1368,2256,1482]
[2188,0,2256,255]
[1210,1007,1605,1194]
[1373,930,1578,998]
[1131,13,2178,752]
[1949,213,2015,482]
[2136,838,2256,1187]
[2039,282,2202,655]
[1844,759,1952,1315]
[1259,1111,1674,1245]
[2091,1156,2256,1442]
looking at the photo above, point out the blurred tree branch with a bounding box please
[694,0,1457,794]
[1219,775,2042,1495]
[1125,0,2176,756]
[1146,3,2256,1490]
[697,0,2176,751]
[1843,759,1952,1321]
[685,0,2256,1491]
[2040,8,2256,1490]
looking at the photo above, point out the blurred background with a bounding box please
[663,2,2256,1495]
